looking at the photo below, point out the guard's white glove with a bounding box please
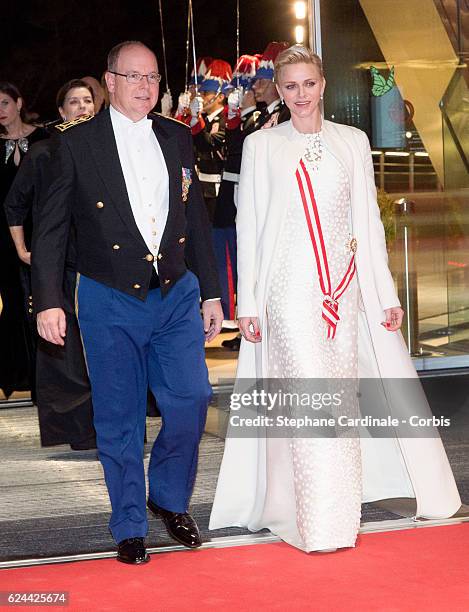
[227,87,243,119]
[160,90,173,116]
[189,95,204,127]
[190,95,204,118]
[177,91,191,115]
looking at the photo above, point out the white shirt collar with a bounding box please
[241,105,256,118]
[110,104,152,135]
[207,106,224,123]
[266,98,281,115]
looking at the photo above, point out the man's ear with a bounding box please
[105,71,115,94]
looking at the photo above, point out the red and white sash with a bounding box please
[295,158,356,340]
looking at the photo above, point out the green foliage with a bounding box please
[370,66,395,97]
[377,188,396,247]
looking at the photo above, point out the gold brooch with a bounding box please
[346,236,358,253]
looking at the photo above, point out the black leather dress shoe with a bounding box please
[117,537,150,564]
[70,437,97,451]
[221,335,241,351]
[147,499,202,548]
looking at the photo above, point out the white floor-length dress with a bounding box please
[256,131,361,551]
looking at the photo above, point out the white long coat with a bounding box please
[209,120,460,531]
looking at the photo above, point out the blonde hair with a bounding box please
[274,45,324,83]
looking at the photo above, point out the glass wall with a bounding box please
[318,0,469,370]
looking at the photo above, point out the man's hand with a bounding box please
[37,307,67,346]
[17,248,31,265]
[381,307,404,332]
[238,316,262,343]
[227,88,242,119]
[190,95,204,118]
[177,91,191,115]
[202,300,223,342]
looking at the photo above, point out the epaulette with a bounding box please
[54,114,94,133]
[151,112,190,129]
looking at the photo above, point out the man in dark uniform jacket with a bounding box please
[189,59,232,223]
[32,41,223,565]
[249,41,291,133]
[213,55,260,327]
[220,43,291,351]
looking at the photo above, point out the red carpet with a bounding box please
[0,524,468,611]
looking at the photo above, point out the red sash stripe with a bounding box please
[295,158,356,340]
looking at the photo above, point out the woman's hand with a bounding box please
[238,316,262,343]
[381,307,404,332]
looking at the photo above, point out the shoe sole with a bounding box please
[116,554,151,565]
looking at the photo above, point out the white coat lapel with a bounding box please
[321,120,355,185]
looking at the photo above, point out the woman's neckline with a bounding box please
[1,125,38,140]
[291,120,323,137]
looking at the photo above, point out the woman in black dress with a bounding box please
[4,79,97,448]
[0,82,49,398]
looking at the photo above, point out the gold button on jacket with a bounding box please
[145,254,154,262]
[133,283,141,289]
[157,253,163,260]
[113,244,120,250]
[164,279,171,285]
[178,237,185,244]
[96,201,104,208]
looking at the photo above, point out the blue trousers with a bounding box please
[76,271,211,543]
[212,227,237,321]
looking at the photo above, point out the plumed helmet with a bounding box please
[255,41,290,81]
[189,57,213,86]
[199,59,233,93]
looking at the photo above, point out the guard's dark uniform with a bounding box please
[192,108,226,223]
[214,101,290,322]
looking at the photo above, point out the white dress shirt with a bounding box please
[110,105,169,274]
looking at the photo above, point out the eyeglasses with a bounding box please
[109,71,162,85]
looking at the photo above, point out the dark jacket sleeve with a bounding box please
[4,152,36,226]
[31,137,74,313]
[183,129,221,300]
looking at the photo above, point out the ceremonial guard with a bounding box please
[220,43,291,350]
[213,55,260,328]
[248,41,290,132]
[189,59,232,222]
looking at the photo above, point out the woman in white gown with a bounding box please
[209,46,461,552]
